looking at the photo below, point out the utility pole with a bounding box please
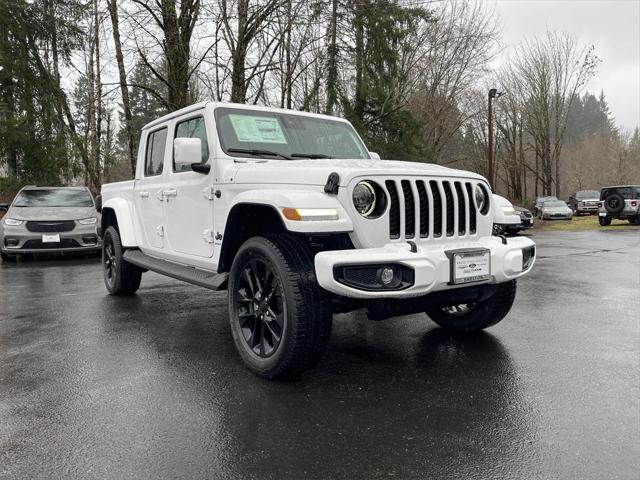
[487,88,502,191]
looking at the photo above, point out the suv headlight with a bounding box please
[3,218,24,226]
[78,217,97,225]
[352,181,386,218]
[474,184,490,214]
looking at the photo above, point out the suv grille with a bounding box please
[384,179,478,240]
[26,221,76,233]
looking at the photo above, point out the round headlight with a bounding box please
[475,184,490,214]
[353,181,376,217]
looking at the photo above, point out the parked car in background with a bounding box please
[567,190,600,215]
[492,194,521,235]
[506,206,534,235]
[598,185,640,226]
[0,186,101,262]
[533,195,558,216]
[538,199,573,220]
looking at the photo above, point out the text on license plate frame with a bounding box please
[447,248,491,285]
[42,234,61,243]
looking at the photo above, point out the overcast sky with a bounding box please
[492,0,640,132]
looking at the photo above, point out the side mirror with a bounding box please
[369,151,381,160]
[0,203,8,213]
[94,195,102,213]
[174,137,203,172]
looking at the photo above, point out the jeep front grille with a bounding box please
[384,179,478,240]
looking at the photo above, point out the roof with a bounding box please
[20,186,89,191]
[142,101,350,131]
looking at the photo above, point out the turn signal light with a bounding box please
[282,208,339,221]
[597,202,603,208]
[631,201,638,207]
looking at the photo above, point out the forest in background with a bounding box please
[1,0,639,206]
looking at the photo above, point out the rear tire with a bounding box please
[426,280,517,333]
[228,233,332,379]
[102,226,142,295]
[599,216,612,226]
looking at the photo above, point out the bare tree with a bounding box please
[512,30,599,196]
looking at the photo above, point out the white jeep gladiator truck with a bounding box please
[98,102,536,379]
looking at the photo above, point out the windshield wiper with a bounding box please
[290,153,333,159]
[228,148,291,160]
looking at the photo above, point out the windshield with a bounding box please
[576,191,599,198]
[544,200,566,207]
[13,189,94,208]
[215,108,370,160]
[537,196,557,203]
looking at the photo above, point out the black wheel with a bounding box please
[426,280,517,333]
[599,216,611,226]
[1,252,15,262]
[228,233,332,379]
[604,193,625,215]
[102,226,142,295]
[629,216,640,225]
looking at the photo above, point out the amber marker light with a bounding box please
[282,208,339,221]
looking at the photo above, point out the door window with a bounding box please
[145,128,168,177]
[174,117,210,172]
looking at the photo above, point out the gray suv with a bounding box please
[0,186,101,261]
[598,185,640,226]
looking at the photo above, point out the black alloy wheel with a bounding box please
[234,258,286,358]
[103,237,117,288]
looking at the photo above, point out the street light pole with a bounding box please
[487,88,498,191]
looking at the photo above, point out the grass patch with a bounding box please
[536,214,640,232]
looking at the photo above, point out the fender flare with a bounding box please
[227,189,353,233]
[101,198,139,247]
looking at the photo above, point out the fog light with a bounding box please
[4,238,19,248]
[380,267,395,285]
[522,246,535,270]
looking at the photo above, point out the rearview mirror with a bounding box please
[174,137,202,172]
[369,151,381,160]
[0,203,8,213]
[94,195,102,213]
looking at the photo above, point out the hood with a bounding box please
[8,206,98,221]
[232,158,485,186]
[544,206,571,213]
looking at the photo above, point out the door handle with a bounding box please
[162,188,178,197]
[138,191,149,198]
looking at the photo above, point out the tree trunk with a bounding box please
[325,0,338,115]
[230,0,249,103]
[107,0,136,176]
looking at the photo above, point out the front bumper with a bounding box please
[1,225,101,255]
[315,236,535,299]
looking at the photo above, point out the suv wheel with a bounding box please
[426,280,517,332]
[604,193,625,215]
[599,216,612,226]
[228,234,332,379]
[102,226,142,295]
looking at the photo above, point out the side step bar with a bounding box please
[123,250,228,291]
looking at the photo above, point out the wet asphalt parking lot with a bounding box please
[1,229,639,479]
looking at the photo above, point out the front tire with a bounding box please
[102,226,142,295]
[599,216,611,226]
[228,234,332,379]
[1,252,15,262]
[426,280,517,333]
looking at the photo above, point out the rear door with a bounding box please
[163,115,215,258]
[134,127,169,251]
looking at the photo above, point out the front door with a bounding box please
[134,126,169,251]
[163,115,215,258]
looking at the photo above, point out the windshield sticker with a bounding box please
[229,115,287,144]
